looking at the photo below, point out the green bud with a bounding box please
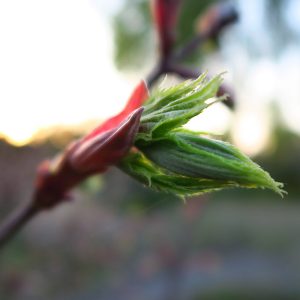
[138,73,223,140]
[118,150,240,198]
[136,130,284,196]
[119,73,285,197]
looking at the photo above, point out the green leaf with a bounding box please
[138,73,223,140]
[118,151,240,198]
[119,73,285,198]
[137,130,284,196]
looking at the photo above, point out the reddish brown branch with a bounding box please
[172,4,238,62]
[0,93,145,250]
[147,3,238,94]
[0,202,39,248]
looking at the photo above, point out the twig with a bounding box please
[146,63,164,88]
[147,4,238,95]
[173,4,238,62]
[0,202,39,248]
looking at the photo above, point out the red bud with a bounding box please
[33,82,149,209]
[151,0,182,57]
[70,107,144,173]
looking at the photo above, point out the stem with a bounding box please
[169,65,200,79]
[172,34,206,62]
[0,201,40,249]
[146,65,163,88]
[173,5,238,62]
[146,58,172,88]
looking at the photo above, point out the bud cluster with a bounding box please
[120,74,284,198]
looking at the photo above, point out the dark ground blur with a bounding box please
[1,0,300,299]
[0,131,300,300]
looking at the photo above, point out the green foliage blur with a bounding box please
[113,0,219,70]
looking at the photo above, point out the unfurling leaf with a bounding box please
[119,150,240,198]
[119,73,285,197]
[138,73,222,139]
[136,130,284,196]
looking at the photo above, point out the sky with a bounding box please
[0,0,299,156]
[0,0,130,145]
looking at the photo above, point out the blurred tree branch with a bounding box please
[146,1,237,108]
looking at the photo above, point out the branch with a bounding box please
[173,4,238,62]
[0,88,146,250]
[0,201,39,248]
[146,63,164,88]
[146,3,238,104]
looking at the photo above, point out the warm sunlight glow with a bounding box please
[0,0,131,146]
[185,102,232,135]
[277,46,300,135]
[232,108,271,156]
[0,125,37,147]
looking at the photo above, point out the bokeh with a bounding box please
[0,0,300,299]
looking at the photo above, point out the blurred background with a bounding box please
[0,0,300,299]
